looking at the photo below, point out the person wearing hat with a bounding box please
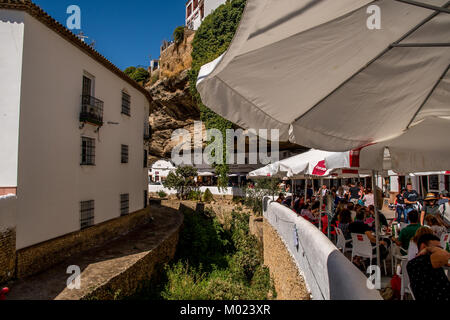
[421,192,441,225]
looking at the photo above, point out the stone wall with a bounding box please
[0,228,16,283]
[16,207,153,279]
[263,219,310,300]
[81,226,181,300]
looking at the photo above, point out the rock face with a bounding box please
[145,29,303,165]
[146,70,203,164]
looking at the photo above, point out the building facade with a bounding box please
[185,0,226,30]
[0,2,151,250]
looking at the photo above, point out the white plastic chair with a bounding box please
[351,233,387,275]
[440,233,449,249]
[390,242,408,275]
[400,259,416,300]
[336,227,352,254]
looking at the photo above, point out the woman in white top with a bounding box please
[364,187,374,207]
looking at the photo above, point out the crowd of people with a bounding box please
[275,180,450,301]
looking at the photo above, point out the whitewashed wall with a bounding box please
[14,12,149,249]
[263,199,382,300]
[205,0,227,16]
[0,11,25,188]
[149,185,244,197]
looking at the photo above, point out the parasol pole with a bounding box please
[319,177,324,233]
[291,179,295,209]
[372,170,381,271]
[327,193,332,239]
[305,176,308,202]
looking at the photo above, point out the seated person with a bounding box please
[425,215,447,239]
[407,227,435,261]
[276,193,285,204]
[393,210,421,253]
[300,204,318,224]
[347,202,356,220]
[407,234,450,301]
[349,210,389,260]
[367,205,388,228]
[337,209,352,240]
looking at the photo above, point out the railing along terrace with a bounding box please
[80,95,104,126]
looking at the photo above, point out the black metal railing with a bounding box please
[80,95,104,126]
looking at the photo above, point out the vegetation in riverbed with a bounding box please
[131,205,275,300]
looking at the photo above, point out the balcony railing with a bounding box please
[80,95,104,126]
[144,123,152,140]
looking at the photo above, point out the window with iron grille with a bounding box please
[120,194,129,216]
[121,145,129,163]
[80,200,95,229]
[81,137,95,165]
[121,92,131,116]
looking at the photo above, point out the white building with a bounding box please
[149,160,176,183]
[185,0,227,30]
[0,1,151,250]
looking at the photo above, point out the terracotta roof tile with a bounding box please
[0,0,152,103]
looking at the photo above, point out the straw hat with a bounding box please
[424,193,437,201]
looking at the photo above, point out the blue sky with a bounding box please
[33,0,186,70]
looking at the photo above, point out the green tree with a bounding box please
[244,179,280,216]
[188,0,247,189]
[173,26,185,45]
[124,66,137,77]
[123,66,150,85]
[163,166,198,200]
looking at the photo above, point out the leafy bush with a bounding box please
[202,188,214,203]
[151,204,275,300]
[157,190,167,198]
[188,189,203,201]
[244,179,280,216]
[163,166,198,199]
[173,26,185,45]
[124,66,150,85]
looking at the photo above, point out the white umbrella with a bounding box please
[247,162,283,179]
[279,150,335,178]
[323,118,450,173]
[197,0,450,151]
[409,171,450,176]
[198,172,216,177]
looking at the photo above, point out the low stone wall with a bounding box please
[0,228,16,283]
[263,219,310,300]
[0,195,17,283]
[16,207,153,279]
[82,225,181,300]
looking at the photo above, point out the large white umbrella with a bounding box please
[279,150,335,178]
[325,118,450,173]
[197,0,450,151]
[247,162,283,179]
